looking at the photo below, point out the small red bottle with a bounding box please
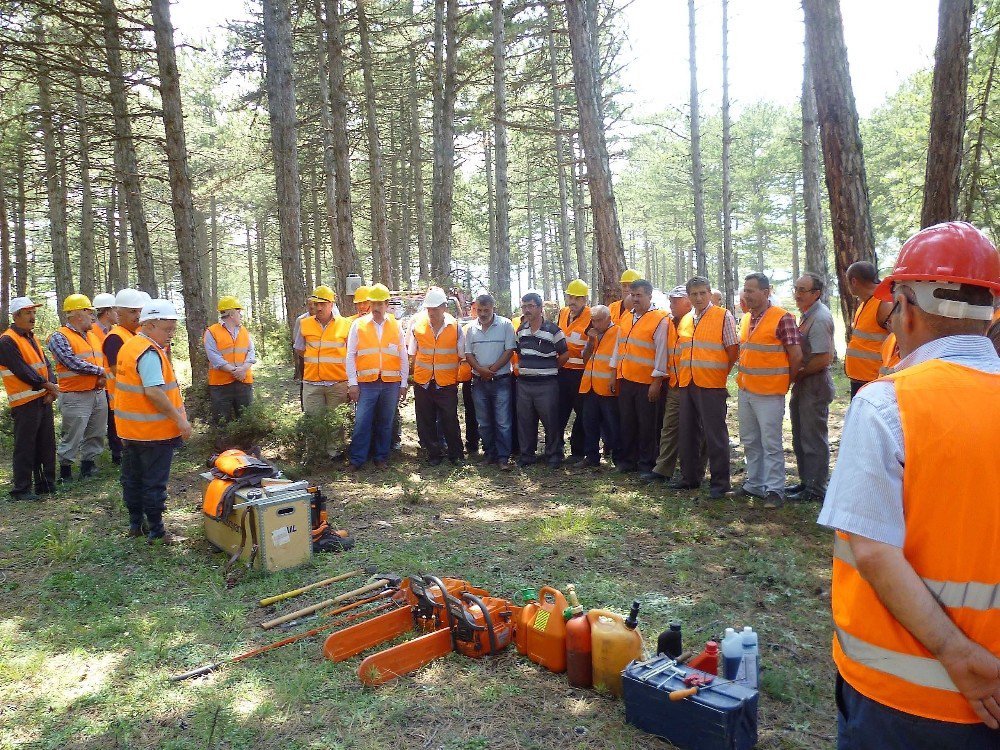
[564,585,592,688]
[686,640,720,675]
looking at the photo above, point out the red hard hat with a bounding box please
[875,222,1000,301]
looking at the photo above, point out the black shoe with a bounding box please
[787,488,823,503]
[784,483,805,495]
[59,464,74,483]
[518,457,537,468]
[738,487,764,499]
[9,491,40,502]
[667,479,699,489]
[762,491,785,509]
[575,458,601,471]
[80,460,98,479]
[616,463,637,474]
[640,471,667,483]
[566,455,589,467]
[111,454,122,466]
[547,458,563,468]
[709,488,735,499]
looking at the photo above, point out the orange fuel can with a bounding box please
[523,586,568,673]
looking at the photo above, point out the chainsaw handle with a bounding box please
[169,662,221,682]
[462,592,499,655]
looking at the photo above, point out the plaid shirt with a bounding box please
[47,328,105,376]
[749,305,801,347]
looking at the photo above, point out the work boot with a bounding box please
[80,460,98,479]
[59,464,74,483]
[111,454,122,466]
[9,491,41,502]
[148,530,179,546]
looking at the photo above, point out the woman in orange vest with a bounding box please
[204,296,256,433]
[844,261,893,398]
[0,297,58,500]
[578,305,619,468]
[115,299,191,543]
[346,284,408,470]
[819,222,1000,747]
[407,287,465,466]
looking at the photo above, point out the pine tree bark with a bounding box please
[76,75,96,300]
[791,178,801,283]
[14,138,27,297]
[802,0,876,327]
[801,42,830,304]
[107,188,120,291]
[431,0,457,283]
[0,163,10,328]
[963,20,1000,218]
[256,219,270,307]
[151,0,209,397]
[490,0,513,311]
[246,223,258,318]
[262,0,307,327]
[314,0,341,297]
[565,0,625,304]
[687,0,707,277]
[547,3,576,285]
[117,180,129,288]
[571,135,589,291]
[210,195,219,308]
[407,5,429,284]
[921,0,973,227]
[721,0,734,310]
[485,135,498,292]
[388,125,402,291]
[100,0,157,296]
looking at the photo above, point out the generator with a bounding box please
[202,475,313,573]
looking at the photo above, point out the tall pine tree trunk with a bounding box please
[571,135,589,291]
[485,136,498,292]
[407,6,429,284]
[246,223,258,319]
[547,3,575,285]
[721,0,734,310]
[151,0,209,397]
[431,0,457,283]
[921,0,973,227]
[565,0,625,304]
[107,187,121,291]
[0,163,10,328]
[802,0,876,328]
[262,0,307,326]
[117,179,129,288]
[315,0,340,296]
[492,0,513,311]
[210,195,219,308]
[963,19,1000,218]
[256,219,270,311]
[790,178,801,283]
[688,0,707,277]
[14,138,27,297]
[801,41,830,304]
[76,75,96,299]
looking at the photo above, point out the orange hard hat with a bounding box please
[875,222,1000,301]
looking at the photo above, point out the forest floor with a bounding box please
[0,364,850,750]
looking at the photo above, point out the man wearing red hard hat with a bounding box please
[818,221,1000,747]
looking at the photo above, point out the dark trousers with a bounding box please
[617,379,660,471]
[121,438,178,536]
[679,384,731,493]
[556,368,586,457]
[510,376,519,455]
[461,381,479,451]
[209,381,254,425]
[414,383,463,460]
[10,398,56,497]
[836,674,1000,749]
[106,400,122,461]
[849,379,867,399]
[516,376,561,464]
[790,372,834,492]
[582,391,619,463]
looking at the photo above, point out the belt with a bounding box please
[473,372,511,381]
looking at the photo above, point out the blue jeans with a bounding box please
[350,380,399,466]
[471,376,512,461]
[121,438,179,537]
[582,391,619,463]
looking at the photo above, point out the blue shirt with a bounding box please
[136,334,167,388]
[818,335,1000,546]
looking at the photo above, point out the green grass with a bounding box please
[0,363,850,749]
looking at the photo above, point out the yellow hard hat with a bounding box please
[367,283,390,302]
[353,285,370,303]
[218,295,243,312]
[620,269,641,284]
[565,279,590,297]
[63,293,95,312]
[309,285,336,303]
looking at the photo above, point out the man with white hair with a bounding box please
[115,299,191,543]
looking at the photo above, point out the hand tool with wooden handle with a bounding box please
[258,568,364,607]
[260,574,401,630]
[669,677,741,701]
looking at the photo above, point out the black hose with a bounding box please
[462,592,499,655]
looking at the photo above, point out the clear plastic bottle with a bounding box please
[721,627,743,680]
[739,626,759,688]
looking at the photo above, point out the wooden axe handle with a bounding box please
[259,568,364,607]
[260,579,392,629]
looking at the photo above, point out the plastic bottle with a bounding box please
[564,585,592,688]
[525,586,569,673]
[738,626,759,689]
[686,640,720,675]
[588,602,644,698]
[721,627,743,680]
[657,621,683,658]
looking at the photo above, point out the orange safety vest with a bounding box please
[105,325,136,408]
[617,308,668,385]
[90,322,109,347]
[0,329,50,408]
[666,317,680,388]
[846,296,888,382]
[879,332,900,377]
[736,306,792,395]
[206,323,254,386]
[458,322,472,383]
[609,298,631,325]
[113,334,184,441]
[510,314,522,376]
[579,325,619,397]
[301,315,349,383]
[676,306,731,388]
[558,306,592,370]
[832,360,1000,724]
[411,314,460,387]
[354,315,402,383]
[49,325,105,392]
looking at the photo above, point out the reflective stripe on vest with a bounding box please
[412,314,460,387]
[105,325,136,409]
[355,315,402,383]
[845,296,888,382]
[509,315,521,375]
[207,323,254,386]
[301,315,351,382]
[580,325,619,397]
[558,306,592,370]
[50,326,104,392]
[113,334,183,441]
[832,360,1000,723]
[0,330,50,407]
[879,332,900,377]
[737,306,791,395]
[676,306,730,388]
[617,309,668,385]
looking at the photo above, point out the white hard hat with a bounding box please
[139,299,179,322]
[423,287,448,308]
[93,293,117,308]
[9,297,41,316]
[115,288,147,308]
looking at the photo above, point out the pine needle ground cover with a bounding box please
[0,367,849,750]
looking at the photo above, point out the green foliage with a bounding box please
[283,404,354,470]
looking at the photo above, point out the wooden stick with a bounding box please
[260,579,393,630]
[259,568,364,607]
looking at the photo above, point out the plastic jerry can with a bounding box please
[588,602,644,697]
[687,640,720,675]
[564,585,592,688]
[525,586,568,672]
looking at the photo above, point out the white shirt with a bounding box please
[346,315,408,387]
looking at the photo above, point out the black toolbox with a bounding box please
[622,657,759,750]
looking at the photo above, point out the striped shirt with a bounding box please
[516,319,568,379]
[818,335,1000,546]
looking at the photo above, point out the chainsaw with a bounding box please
[357,577,517,686]
[322,574,489,662]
